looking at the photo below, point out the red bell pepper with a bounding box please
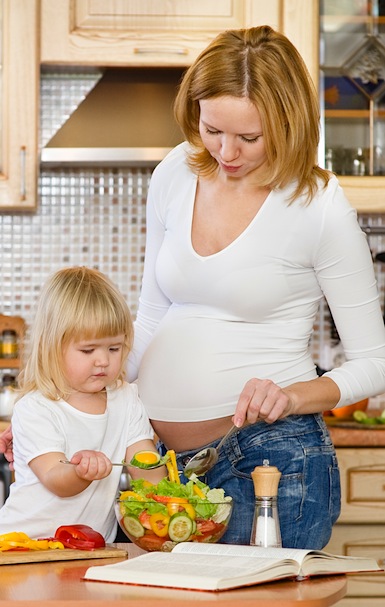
[54,525,105,550]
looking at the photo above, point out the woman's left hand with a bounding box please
[233,378,294,427]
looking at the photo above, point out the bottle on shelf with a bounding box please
[0,373,17,419]
[351,147,366,176]
[0,329,18,359]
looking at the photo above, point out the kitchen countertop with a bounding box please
[0,543,347,606]
[325,411,385,447]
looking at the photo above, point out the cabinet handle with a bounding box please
[134,47,188,55]
[20,146,26,201]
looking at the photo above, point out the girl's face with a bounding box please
[199,96,267,179]
[62,334,125,395]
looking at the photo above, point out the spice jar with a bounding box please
[1,329,18,359]
[250,459,282,548]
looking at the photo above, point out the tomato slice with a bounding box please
[195,519,218,534]
[136,533,168,552]
[138,511,152,530]
[54,525,105,550]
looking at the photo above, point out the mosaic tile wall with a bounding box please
[1,71,385,383]
[0,166,151,320]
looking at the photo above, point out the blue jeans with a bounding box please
[159,413,341,549]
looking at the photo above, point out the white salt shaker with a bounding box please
[250,459,282,548]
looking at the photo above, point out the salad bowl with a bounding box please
[115,477,233,552]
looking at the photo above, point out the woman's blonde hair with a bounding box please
[174,25,330,203]
[18,266,133,400]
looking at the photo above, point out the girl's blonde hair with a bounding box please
[174,25,330,203]
[18,266,133,400]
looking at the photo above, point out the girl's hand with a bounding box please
[233,378,294,427]
[0,424,14,471]
[69,450,113,481]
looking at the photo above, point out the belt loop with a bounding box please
[223,428,243,463]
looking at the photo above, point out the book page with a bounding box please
[172,544,381,579]
[84,550,297,590]
[172,542,311,566]
[301,551,382,576]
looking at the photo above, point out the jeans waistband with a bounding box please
[157,412,330,463]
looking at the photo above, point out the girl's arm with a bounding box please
[124,438,167,484]
[29,449,113,497]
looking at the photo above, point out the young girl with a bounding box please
[0,266,165,542]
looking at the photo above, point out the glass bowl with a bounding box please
[115,496,233,552]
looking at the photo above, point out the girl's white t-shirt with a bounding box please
[0,382,153,541]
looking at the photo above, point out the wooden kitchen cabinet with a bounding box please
[40,0,314,68]
[39,0,385,212]
[325,447,385,606]
[0,0,38,210]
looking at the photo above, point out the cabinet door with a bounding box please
[336,448,385,523]
[0,0,38,209]
[325,524,385,601]
[320,0,385,211]
[41,0,284,66]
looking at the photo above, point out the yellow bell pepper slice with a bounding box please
[119,490,144,501]
[193,484,206,500]
[165,449,180,484]
[149,512,170,537]
[0,532,64,551]
[166,501,196,520]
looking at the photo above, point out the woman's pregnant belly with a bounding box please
[137,307,316,423]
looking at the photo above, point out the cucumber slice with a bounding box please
[129,451,169,469]
[168,513,193,543]
[123,515,145,538]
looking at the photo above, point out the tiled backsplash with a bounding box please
[0,166,151,319]
[1,71,385,374]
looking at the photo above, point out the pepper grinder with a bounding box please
[250,459,282,548]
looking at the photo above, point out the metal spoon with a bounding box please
[183,424,240,478]
[60,459,165,470]
[61,459,129,467]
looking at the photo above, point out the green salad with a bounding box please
[116,477,233,551]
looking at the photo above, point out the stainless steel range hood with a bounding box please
[40,67,185,167]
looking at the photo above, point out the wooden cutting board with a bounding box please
[325,416,385,430]
[0,545,127,565]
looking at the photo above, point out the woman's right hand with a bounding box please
[0,424,14,471]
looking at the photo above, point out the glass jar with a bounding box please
[1,329,18,359]
[0,374,17,419]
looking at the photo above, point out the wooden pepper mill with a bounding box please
[250,459,282,547]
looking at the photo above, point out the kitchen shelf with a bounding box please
[0,360,20,370]
[322,15,385,27]
[325,109,385,119]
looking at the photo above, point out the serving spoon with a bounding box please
[183,424,240,478]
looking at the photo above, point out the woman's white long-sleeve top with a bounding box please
[128,143,385,421]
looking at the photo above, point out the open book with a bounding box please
[83,542,382,592]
